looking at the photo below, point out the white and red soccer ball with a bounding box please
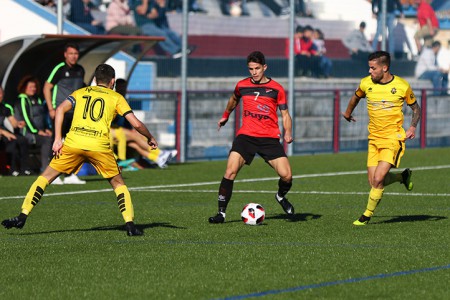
[241,203,265,225]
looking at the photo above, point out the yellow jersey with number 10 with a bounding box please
[63,86,132,152]
[355,75,416,140]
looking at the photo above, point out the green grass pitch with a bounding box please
[0,147,449,299]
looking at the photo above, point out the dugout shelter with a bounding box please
[0,34,164,104]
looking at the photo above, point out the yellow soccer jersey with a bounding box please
[355,75,416,140]
[63,86,132,152]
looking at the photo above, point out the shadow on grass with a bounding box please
[13,222,187,235]
[266,212,322,222]
[374,214,447,224]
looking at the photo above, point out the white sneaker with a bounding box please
[52,176,64,185]
[63,174,86,184]
[156,150,172,168]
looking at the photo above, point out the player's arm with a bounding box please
[218,93,239,130]
[280,106,293,144]
[43,81,56,119]
[342,93,362,122]
[53,99,72,157]
[405,102,421,140]
[124,112,158,150]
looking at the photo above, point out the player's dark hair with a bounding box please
[94,64,115,85]
[64,42,79,52]
[368,51,390,68]
[247,51,266,65]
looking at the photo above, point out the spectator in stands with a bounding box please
[69,0,106,35]
[105,0,141,35]
[14,76,53,172]
[167,0,208,13]
[371,0,404,56]
[131,0,194,58]
[286,25,319,77]
[414,41,448,95]
[437,41,450,95]
[312,28,333,78]
[414,0,439,54]
[220,0,250,16]
[0,86,31,176]
[343,21,374,61]
[392,20,414,60]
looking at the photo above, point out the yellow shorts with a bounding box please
[367,139,405,168]
[50,145,121,178]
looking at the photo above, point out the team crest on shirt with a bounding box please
[391,87,397,94]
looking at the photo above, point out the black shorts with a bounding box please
[230,134,287,165]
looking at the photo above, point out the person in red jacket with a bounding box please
[414,0,439,53]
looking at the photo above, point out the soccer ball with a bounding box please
[241,203,265,225]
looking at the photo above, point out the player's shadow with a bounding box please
[266,212,322,222]
[373,214,447,224]
[14,222,187,235]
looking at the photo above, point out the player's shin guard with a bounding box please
[363,187,384,217]
[277,178,292,199]
[115,185,134,223]
[218,177,234,214]
[21,176,49,215]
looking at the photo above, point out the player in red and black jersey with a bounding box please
[209,51,295,224]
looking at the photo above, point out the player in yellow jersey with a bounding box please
[1,64,158,236]
[342,51,421,226]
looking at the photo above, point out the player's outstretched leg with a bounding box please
[2,213,28,229]
[125,221,143,236]
[209,177,233,223]
[401,168,413,191]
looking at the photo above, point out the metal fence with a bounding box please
[126,89,450,161]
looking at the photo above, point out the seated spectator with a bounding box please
[286,25,320,77]
[415,41,448,95]
[14,76,53,172]
[343,21,373,61]
[312,28,333,78]
[414,0,439,54]
[131,0,195,58]
[105,0,141,35]
[437,40,450,95]
[220,0,250,16]
[167,0,207,13]
[0,86,30,176]
[69,0,105,35]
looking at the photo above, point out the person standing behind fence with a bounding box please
[342,51,421,226]
[43,42,86,185]
[208,51,295,224]
[371,0,404,56]
[14,76,53,172]
[1,64,158,236]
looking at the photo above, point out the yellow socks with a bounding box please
[363,187,384,218]
[147,148,161,162]
[21,176,49,215]
[114,185,134,223]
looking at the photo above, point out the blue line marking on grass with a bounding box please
[215,264,450,300]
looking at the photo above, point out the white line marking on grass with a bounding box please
[1,164,449,201]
